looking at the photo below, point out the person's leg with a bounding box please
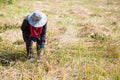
[26,39,34,58]
[36,38,44,56]
[22,31,34,59]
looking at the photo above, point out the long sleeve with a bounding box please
[21,19,30,42]
[40,23,47,44]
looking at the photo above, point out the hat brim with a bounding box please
[28,11,47,28]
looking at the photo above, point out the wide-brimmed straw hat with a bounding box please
[27,10,47,28]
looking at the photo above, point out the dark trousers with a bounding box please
[23,34,42,56]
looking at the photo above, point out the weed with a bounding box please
[0,0,120,80]
[13,39,24,45]
[0,0,13,4]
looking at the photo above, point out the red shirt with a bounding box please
[30,25,43,37]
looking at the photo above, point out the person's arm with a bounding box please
[21,19,30,42]
[40,23,47,45]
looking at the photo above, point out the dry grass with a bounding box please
[0,0,120,80]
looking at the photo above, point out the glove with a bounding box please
[40,44,44,48]
[30,36,37,42]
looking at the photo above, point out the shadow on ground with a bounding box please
[0,50,26,66]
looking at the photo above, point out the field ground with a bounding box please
[0,0,120,80]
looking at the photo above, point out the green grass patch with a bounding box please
[0,0,13,4]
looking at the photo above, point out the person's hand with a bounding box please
[40,44,44,48]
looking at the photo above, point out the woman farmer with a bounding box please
[21,10,47,59]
